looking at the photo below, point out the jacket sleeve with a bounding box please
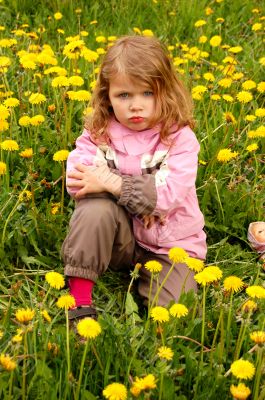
[117,128,200,216]
[66,129,107,197]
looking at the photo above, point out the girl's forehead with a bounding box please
[109,73,151,89]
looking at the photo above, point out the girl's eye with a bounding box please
[119,93,129,98]
[144,91,153,96]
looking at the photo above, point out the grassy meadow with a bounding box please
[0,0,264,399]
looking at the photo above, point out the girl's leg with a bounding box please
[136,246,197,306]
[61,195,135,307]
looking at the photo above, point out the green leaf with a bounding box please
[125,292,139,315]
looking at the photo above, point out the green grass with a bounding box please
[0,0,265,398]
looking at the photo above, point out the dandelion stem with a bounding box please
[150,262,176,310]
[65,309,71,375]
[253,346,263,400]
[75,340,89,400]
[226,291,234,355]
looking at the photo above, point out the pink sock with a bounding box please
[68,277,95,307]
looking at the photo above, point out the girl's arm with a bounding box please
[116,127,200,218]
[66,129,108,197]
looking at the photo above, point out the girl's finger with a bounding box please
[67,171,83,179]
[66,180,85,187]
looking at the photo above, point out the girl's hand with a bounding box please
[141,214,167,229]
[67,164,108,199]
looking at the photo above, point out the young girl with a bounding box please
[62,35,207,320]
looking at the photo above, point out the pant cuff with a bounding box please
[64,265,99,282]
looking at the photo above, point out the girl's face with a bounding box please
[108,74,156,131]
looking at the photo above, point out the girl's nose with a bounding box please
[129,99,143,111]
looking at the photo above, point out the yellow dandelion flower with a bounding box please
[81,48,99,62]
[18,116,31,127]
[45,271,65,289]
[192,85,207,95]
[157,346,174,360]
[194,20,206,28]
[142,29,154,37]
[252,23,262,31]
[169,303,188,318]
[257,81,265,93]
[230,383,251,400]
[222,94,234,102]
[237,91,253,103]
[4,98,19,108]
[77,318,102,339]
[0,119,9,132]
[66,90,91,101]
[57,29,65,35]
[203,72,215,82]
[18,190,32,202]
[242,300,257,313]
[246,143,258,152]
[54,12,63,20]
[96,35,106,43]
[185,257,204,272]
[0,104,10,120]
[218,78,232,88]
[228,46,243,53]
[19,148,33,158]
[144,260,162,273]
[56,294,76,309]
[53,149,69,161]
[51,76,69,88]
[0,354,16,371]
[211,94,221,101]
[96,47,106,55]
[30,115,45,126]
[217,148,238,162]
[255,108,265,117]
[140,374,156,390]
[223,112,236,124]
[0,330,3,339]
[1,140,19,151]
[254,126,265,137]
[223,276,244,293]
[231,359,255,380]
[209,35,222,47]
[245,115,256,122]
[44,66,67,76]
[250,331,265,344]
[15,308,35,324]
[41,310,52,323]
[12,332,23,343]
[233,72,244,80]
[103,382,127,400]
[242,80,256,90]
[108,36,117,42]
[51,203,60,215]
[246,285,265,299]
[150,306,169,323]
[0,38,17,48]
[131,374,157,396]
[194,266,222,286]
[168,247,188,263]
[216,17,225,23]
[199,35,207,44]
[29,93,46,105]
[0,161,7,175]
[68,76,84,86]
[0,56,11,68]
[80,31,89,37]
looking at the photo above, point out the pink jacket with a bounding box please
[66,119,207,260]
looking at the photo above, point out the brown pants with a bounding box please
[62,195,197,306]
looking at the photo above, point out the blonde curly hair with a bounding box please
[85,35,194,145]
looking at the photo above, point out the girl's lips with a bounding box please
[129,117,144,123]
